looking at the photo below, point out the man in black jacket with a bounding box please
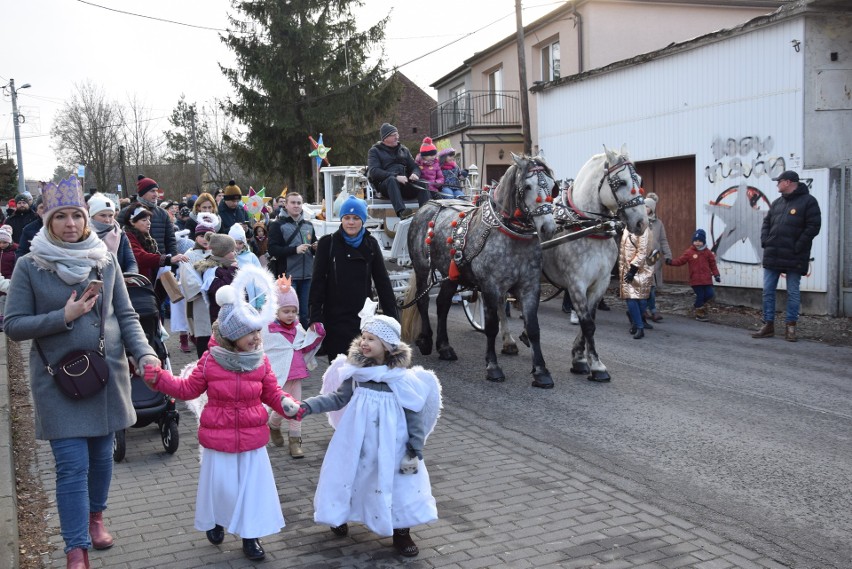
[122,175,177,255]
[267,192,317,324]
[752,170,821,342]
[6,193,39,245]
[366,123,424,219]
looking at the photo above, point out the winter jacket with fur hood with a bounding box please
[150,333,291,453]
[619,227,654,299]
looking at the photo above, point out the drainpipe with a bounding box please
[572,5,584,73]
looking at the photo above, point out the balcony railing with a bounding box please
[430,91,521,138]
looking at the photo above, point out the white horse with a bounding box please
[541,145,648,381]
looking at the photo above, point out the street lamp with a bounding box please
[6,79,31,195]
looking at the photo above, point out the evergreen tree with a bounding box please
[0,159,17,201]
[221,0,399,193]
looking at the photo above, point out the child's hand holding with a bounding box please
[281,395,301,417]
[143,364,161,388]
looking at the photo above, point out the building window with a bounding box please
[450,84,467,126]
[541,41,560,81]
[488,68,503,111]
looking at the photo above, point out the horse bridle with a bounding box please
[597,160,645,214]
[514,164,555,220]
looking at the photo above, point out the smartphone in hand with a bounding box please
[83,280,103,298]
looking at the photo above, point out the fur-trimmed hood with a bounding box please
[194,256,229,273]
[346,335,411,369]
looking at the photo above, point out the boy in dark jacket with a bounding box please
[667,229,720,322]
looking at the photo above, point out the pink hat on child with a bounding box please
[276,275,299,311]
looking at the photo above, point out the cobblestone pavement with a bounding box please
[7,326,797,569]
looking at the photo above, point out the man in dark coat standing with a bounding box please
[123,175,177,255]
[367,123,424,219]
[752,170,821,342]
[6,193,39,245]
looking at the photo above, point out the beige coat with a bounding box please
[647,216,672,288]
[619,227,654,299]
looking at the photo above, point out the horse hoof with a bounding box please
[587,370,611,383]
[485,368,505,382]
[531,373,554,389]
[518,331,530,348]
[501,343,519,355]
[570,362,591,375]
[438,346,457,361]
[415,335,432,356]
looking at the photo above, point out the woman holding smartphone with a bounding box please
[4,176,161,569]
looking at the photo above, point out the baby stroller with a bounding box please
[113,274,180,462]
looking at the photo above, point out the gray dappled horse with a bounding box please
[542,145,648,381]
[403,154,558,388]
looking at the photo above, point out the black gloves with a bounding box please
[714,275,721,283]
[624,265,638,283]
[665,258,673,266]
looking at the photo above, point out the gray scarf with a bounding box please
[209,345,264,371]
[30,227,110,285]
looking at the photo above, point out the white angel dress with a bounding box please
[305,354,442,537]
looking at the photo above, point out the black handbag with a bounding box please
[36,281,109,400]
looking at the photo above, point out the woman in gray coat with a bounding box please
[644,194,672,322]
[4,176,159,569]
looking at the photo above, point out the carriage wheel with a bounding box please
[462,292,486,332]
[162,421,179,454]
[113,430,126,463]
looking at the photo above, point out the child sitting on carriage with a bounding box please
[415,137,446,199]
[438,147,469,199]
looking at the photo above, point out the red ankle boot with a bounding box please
[89,511,114,550]
[66,547,89,569]
[179,333,191,353]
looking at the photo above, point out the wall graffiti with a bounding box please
[703,135,788,266]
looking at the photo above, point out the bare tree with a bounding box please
[50,81,122,193]
[121,93,162,176]
[201,101,248,191]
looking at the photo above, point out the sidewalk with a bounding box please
[4,332,789,569]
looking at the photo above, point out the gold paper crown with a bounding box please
[42,175,86,214]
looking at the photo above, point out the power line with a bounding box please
[75,0,232,32]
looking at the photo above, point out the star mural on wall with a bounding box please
[704,181,769,264]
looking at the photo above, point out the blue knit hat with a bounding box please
[692,229,707,244]
[340,196,367,223]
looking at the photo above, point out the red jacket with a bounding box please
[152,338,290,453]
[670,246,719,286]
[126,231,164,283]
[0,243,17,297]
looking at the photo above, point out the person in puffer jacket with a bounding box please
[438,148,468,198]
[143,275,298,562]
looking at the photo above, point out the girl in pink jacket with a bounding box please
[144,268,298,562]
[261,275,325,458]
[415,137,446,197]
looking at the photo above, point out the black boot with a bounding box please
[206,524,224,545]
[632,328,645,339]
[393,528,419,557]
[242,538,265,560]
[330,523,349,537]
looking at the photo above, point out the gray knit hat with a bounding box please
[380,122,398,140]
[215,285,258,341]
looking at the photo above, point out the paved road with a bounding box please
[14,296,852,568]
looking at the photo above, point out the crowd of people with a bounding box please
[0,120,823,567]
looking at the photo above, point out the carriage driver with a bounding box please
[367,123,425,220]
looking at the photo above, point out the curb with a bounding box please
[0,335,20,569]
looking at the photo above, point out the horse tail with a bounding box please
[401,271,421,343]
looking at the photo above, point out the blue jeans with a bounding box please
[50,434,114,552]
[293,278,311,326]
[692,285,715,308]
[626,299,647,329]
[647,285,657,314]
[762,268,801,323]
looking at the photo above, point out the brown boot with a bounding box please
[289,436,305,459]
[785,321,797,342]
[393,528,419,557]
[694,307,709,322]
[89,511,114,550]
[66,547,89,569]
[268,424,284,447]
[751,321,775,338]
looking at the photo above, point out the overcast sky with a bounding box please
[2,0,561,181]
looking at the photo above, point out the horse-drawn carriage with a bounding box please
[308,146,648,387]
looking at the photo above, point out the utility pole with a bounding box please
[514,0,532,155]
[190,108,202,192]
[7,78,32,195]
[118,145,128,197]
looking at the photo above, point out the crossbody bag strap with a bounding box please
[35,269,106,375]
